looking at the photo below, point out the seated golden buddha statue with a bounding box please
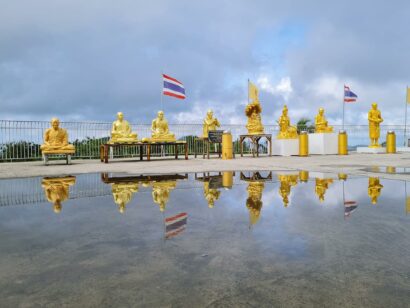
[152,181,177,212]
[315,178,333,202]
[41,176,76,213]
[246,181,265,225]
[109,112,138,143]
[112,182,139,213]
[40,118,75,154]
[315,108,333,133]
[203,109,221,138]
[151,111,176,142]
[203,182,221,208]
[277,105,298,139]
[368,177,383,204]
[245,81,264,134]
[278,174,298,207]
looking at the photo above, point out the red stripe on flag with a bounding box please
[163,91,185,99]
[163,74,182,85]
[166,226,186,239]
[165,212,188,223]
[344,98,356,102]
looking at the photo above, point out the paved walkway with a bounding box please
[1,153,409,180]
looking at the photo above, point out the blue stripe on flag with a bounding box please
[344,90,357,98]
[164,81,185,94]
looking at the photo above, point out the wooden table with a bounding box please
[239,134,272,157]
[194,137,221,159]
[100,141,188,163]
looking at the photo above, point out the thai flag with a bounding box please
[163,74,186,99]
[344,200,358,218]
[165,212,187,239]
[344,85,357,103]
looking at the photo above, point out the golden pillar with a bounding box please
[299,170,309,182]
[222,131,233,160]
[299,131,308,156]
[222,171,234,189]
[338,131,348,155]
[386,131,396,154]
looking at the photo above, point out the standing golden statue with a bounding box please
[245,81,264,134]
[315,108,333,133]
[368,177,383,204]
[41,176,76,213]
[109,112,138,143]
[246,181,265,225]
[203,182,221,208]
[203,109,221,138]
[40,118,75,154]
[278,174,298,207]
[368,103,383,148]
[152,181,177,212]
[151,111,176,142]
[315,178,333,202]
[277,105,298,139]
[111,182,139,213]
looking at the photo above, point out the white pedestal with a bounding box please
[308,133,338,155]
[272,138,299,156]
[309,172,338,179]
[397,147,410,153]
[356,147,386,154]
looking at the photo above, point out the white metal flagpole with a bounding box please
[404,86,408,146]
[160,71,164,111]
[342,85,345,130]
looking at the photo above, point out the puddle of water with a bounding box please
[0,171,409,307]
[362,166,410,174]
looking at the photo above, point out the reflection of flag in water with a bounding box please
[165,212,187,239]
[344,201,358,218]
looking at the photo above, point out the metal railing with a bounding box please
[0,120,408,162]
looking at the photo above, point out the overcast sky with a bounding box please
[1,0,409,125]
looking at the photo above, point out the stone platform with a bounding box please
[357,147,386,154]
[271,139,299,156]
[308,133,338,155]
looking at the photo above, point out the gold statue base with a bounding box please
[108,138,139,144]
[41,149,75,154]
[149,137,176,142]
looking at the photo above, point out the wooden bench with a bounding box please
[42,152,74,165]
[100,141,188,163]
[239,134,272,157]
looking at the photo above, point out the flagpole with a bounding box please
[248,79,250,104]
[342,85,345,130]
[160,71,163,111]
[404,86,408,147]
[343,180,346,220]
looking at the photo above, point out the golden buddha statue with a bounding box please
[151,111,176,142]
[315,178,333,202]
[203,182,221,208]
[368,103,383,148]
[278,174,298,207]
[109,112,138,143]
[152,181,177,212]
[41,176,76,213]
[315,108,333,133]
[40,118,75,154]
[277,105,298,139]
[368,177,383,204]
[111,182,139,213]
[203,109,221,138]
[245,82,264,134]
[246,181,265,225]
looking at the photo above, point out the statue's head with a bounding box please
[117,112,124,121]
[319,108,324,115]
[51,118,60,129]
[372,103,378,109]
[158,110,164,120]
[53,200,62,213]
[207,109,213,118]
[283,105,288,115]
[119,203,125,214]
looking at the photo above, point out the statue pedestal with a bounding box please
[397,147,410,152]
[357,147,386,154]
[272,138,299,156]
[308,133,338,155]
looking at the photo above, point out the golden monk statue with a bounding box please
[368,103,383,148]
[315,108,333,133]
[277,105,298,139]
[315,178,333,202]
[203,109,221,138]
[246,181,265,225]
[152,181,177,212]
[368,177,383,204]
[203,182,221,208]
[245,82,264,134]
[109,112,138,143]
[41,176,76,213]
[40,118,75,154]
[278,174,298,207]
[151,111,176,142]
[111,182,139,213]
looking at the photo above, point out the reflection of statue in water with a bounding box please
[246,182,265,225]
[315,178,333,202]
[315,108,333,133]
[368,103,383,148]
[368,177,383,204]
[42,176,76,213]
[277,105,298,139]
[245,82,264,135]
[111,182,139,213]
[151,111,176,142]
[109,112,138,143]
[40,118,75,154]
[203,182,221,208]
[278,174,298,207]
[203,109,220,138]
[152,181,177,212]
